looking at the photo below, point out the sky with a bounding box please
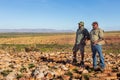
[0,0,120,31]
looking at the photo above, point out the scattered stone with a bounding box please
[46,73,54,79]
[62,75,71,80]
[61,65,69,71]
[82,69,89,74]
[72,73,81,79]
[0,50,120,79]
[5,72,16,80]
[35,72,44,79]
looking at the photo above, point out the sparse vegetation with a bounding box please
[20,66,27,73]
[16,73,23,79]
[72,68,79,73]
[1,70,12,77]
[28,63,35,69]
[82,74,90,80]
[112,67,119,72]
[9,64,14,69]
[0,32,119,53]
[0,33,74,52]
[64,71,73,77]
[0,32,120,79]
[0,44,73,52]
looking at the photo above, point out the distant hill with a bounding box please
[105,31,120,33]
[0,29,74,33]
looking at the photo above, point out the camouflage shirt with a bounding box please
[75,27,90,45]
[90,28,104,45]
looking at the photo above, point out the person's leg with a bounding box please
[80,45,85,61]
[91,45,97,69]
[80,45,85,66]
[81,53,84,62]
[72,45,79,64]
[73,51,77,63]
[96,45,105,69]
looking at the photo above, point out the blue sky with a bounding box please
[0,0,120,31]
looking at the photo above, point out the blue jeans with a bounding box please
[91,44,105,69]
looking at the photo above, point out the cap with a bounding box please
[78,21,84,26]
[92,22,98,25]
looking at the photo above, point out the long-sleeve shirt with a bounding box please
[75,27,90,45]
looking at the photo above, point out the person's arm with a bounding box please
[72,30,78,51]
[85,29,90,40]
[80,29,90,44]
[74,29,79,45]
[98,29,104,40]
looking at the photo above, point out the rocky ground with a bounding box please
[0,50,120,80]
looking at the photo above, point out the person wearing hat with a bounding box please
[72,21,90,66]
[90,22,105,71]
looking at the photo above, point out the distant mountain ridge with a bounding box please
[0,29,74,33]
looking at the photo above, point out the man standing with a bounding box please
[90,22,105,71]
[72,21,90,66]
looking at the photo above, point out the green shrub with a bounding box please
[16,73,23,79]
[1,70,12,77]
[72,68,79,73]
[28,63,35,69]
[20,66,27,73]
[64,71,73,77]
[82,74,90,80]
